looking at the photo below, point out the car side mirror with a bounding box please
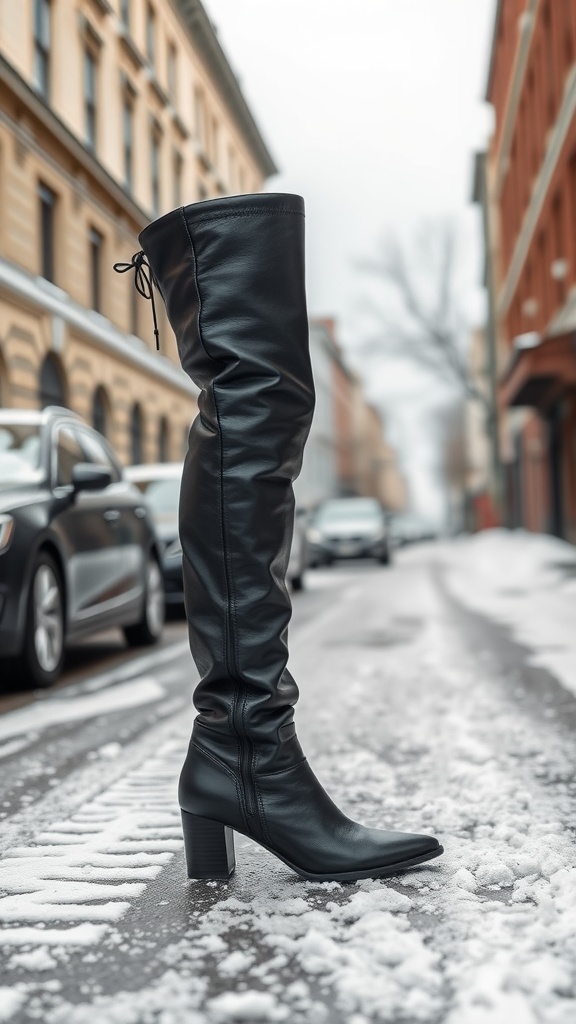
[71,463,112,492]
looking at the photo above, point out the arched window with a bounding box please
[92,385,109,437]
[158,415,169,462]
[131,402,143,464]
[39,353,67,409]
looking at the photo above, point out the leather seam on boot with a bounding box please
[255,757,308,779]
[180,209,225,371]
[184,203,257,830]
[253,786,268,843]
[189,739,249,830]
[190,740,239,785]
[181,208,230,680]
[187,209,305,225]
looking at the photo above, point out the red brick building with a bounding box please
[481,0,576,541]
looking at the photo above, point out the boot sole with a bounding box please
[181,810,444,882]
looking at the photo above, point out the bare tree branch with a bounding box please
[357,221,489,411]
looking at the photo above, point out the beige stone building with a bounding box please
[0,0,275,462]
[350,381,407,513]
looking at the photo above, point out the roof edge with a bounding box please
[173,0,278,178]
[485,0,503,101]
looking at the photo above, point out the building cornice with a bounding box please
[497,64,576,317]
[0,258,199,400]
[494,0,538,199]
[172,0,278,178]
[0,54,149,231]
[485,0,503,101]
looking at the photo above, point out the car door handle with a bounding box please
[103,509,120,523]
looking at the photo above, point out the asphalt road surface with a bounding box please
[1,549,575,1024]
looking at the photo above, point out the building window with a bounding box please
[173,149,182,207]
[194,88,206,150]
[38,182,56,282]
[146,3,155,67]
[158,416,169,462]
[208,115,219,167]
[131,403,144,464]
[89,227,103,312]
[120,0,130,29]
[84,48,98,150]
[39,353,66,409]
[92,385,109,437]
[167,42,177,105]
[150,128,161,215]
[33,0,51,98]
[198,182,208,202]
[123,98,134,191]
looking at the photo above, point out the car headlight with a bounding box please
[164,537,182,558]
[0,515,15,554]
[307,527,324,544]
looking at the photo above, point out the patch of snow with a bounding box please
[8,947,57,971]
[208,991,288,1022]
[0,677,166,744]
[0,988,27,1022]
[439,528,576,697]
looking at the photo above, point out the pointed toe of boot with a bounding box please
[374,829,443,874]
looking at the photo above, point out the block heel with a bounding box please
[181,809,236,880]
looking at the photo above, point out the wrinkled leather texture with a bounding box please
[139,193,440,874]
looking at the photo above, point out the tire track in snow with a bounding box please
[0,739,184,947]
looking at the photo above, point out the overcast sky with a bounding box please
[203,0,498,520]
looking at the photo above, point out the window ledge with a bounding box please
[145,66,169,106]
[118,27,145,68]
[87,0,113,15]
[194,140,212,173]
[170,107,190,139]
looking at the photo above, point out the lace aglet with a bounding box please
[154,329,160,351]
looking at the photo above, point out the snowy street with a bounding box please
[1,532,576,1024]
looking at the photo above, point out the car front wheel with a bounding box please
[20,552,65,688]
[124,556,165,647]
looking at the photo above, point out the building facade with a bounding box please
[298,319,407,513]
[480,0,576,541]
[294,321,339,510]
[0,0,275,462]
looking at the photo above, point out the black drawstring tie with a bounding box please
[113,251,160,351]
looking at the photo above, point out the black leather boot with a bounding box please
[136,193,443,881]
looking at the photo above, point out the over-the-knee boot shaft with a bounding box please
[138,193,443,880]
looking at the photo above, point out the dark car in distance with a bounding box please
[307,497,391,566]
[0,407,164,688]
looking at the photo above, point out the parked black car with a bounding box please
[0,407,165,688]
[125,463,184,608]
[307,497,391,566]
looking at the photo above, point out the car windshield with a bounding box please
[0,423,42,485]
[315,500,382,524]
[132,477,181,516]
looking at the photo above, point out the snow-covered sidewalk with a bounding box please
[433,528,576,698]
[1,547,576,1023]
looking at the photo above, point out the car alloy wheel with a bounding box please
[124,555,165,647]
[33,562,64,673]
